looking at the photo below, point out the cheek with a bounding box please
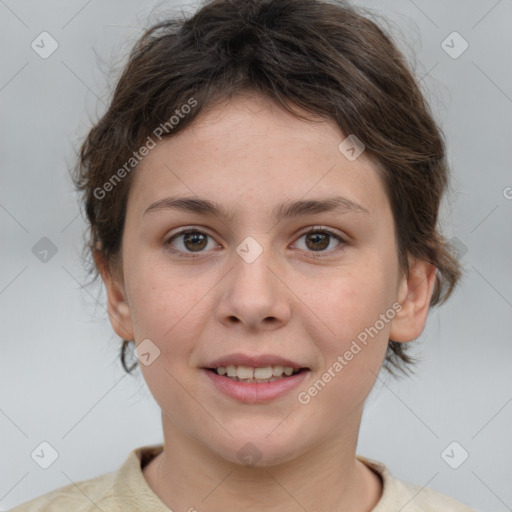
[126,264,207,408]
[305,253,398,373]
[294,272,394,418]
[318,259,396,328]
[124,243,198,332]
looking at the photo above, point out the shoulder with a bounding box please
[357,455,478,512]
[8,471,116,512]
[9,445,165,512]
[388,475,477,511]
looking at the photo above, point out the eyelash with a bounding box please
[164,226,347,259]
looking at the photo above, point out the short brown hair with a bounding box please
[73,0,462,376]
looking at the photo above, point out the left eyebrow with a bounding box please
[143,195,370,222]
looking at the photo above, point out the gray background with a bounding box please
[1,0,511,510]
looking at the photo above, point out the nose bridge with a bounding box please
[232,234,278,298]
[217,234,290,328]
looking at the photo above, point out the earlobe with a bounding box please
[389,257,437,343]
[93,249,135,341]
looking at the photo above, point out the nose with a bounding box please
[215,244,292,331]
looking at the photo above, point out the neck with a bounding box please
[143,414,382,512]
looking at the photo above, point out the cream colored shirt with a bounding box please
[10,445,476,511]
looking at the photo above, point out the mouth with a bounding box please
[205,365,308,384]
[202,354,311,402]
[202,361,310,403]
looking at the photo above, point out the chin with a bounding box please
[210,434,308,469]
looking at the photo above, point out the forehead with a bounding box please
[128,94,388,220]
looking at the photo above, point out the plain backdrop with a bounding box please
[1,0,511,510]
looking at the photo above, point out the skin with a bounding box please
[96,92,436,511]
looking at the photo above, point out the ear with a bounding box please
[94,248,134,341]
[389,256,437,342]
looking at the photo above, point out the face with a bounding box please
[100,93,435,467]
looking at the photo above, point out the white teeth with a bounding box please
[237,365,254,379]
[272,365,284,376]
[214,364,299,380]
[254,367,273,379]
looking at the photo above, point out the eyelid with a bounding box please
[296,225,346,239]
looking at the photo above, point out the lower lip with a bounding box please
[203,369,309,403]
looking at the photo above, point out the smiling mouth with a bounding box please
[206,365,308,383]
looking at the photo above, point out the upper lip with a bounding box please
[205,353,308,369]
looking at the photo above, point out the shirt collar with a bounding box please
[113,445,398,511]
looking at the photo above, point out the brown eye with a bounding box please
[182,232,208,251]
[304,232,330,251]
[294,228,345,254]
[166,229,215,254]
